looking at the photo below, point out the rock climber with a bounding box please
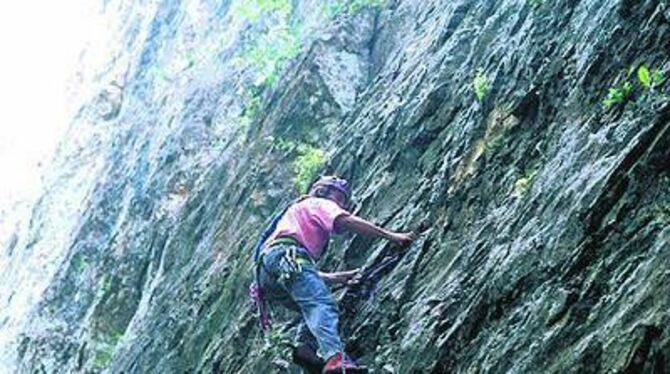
[254,175,416,373]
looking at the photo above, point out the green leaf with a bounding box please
[651,70,665,88]
[638,65,651,89]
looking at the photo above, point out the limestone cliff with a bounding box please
[1,0,668,373]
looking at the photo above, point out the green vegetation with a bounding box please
[96,275,113,301]
[233,0,389,129]
[652,70,665,88]
[484,132,506,155]
[273,137,298,153]
[232,0,388,130]
[110,331,125,346]
[637,65,665,90]
[293,144,326,193]
[474,69,490,102]
[327,0,386,18]
[602,82,633,109]
[235,0,292,22]
[232,0,301,89]
[638,66,651,88]
[248,323,291,363]
[231,0,301,130]
[255,325,294,362]
[240,91,262,128]
[603,65,666,109]
[235,25,302,89]
[271,138,327,193]
[513,170,538,198]
[654,200,670,225]
[92,345,114,370]
[91,330,125,371]
[74,256,89,272]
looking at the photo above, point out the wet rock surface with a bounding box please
[2,0,668,373]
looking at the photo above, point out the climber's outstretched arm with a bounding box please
[335,214,416,247]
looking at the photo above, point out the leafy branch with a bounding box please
[474,69,490,102]
[637,65,665,90]
[603,82,633,109]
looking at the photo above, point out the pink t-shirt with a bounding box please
[265,197,350,261]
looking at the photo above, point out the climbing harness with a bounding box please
[276,243,311,282]
[249,201,297,332]
[250,237,315,331]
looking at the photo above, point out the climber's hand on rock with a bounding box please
[343,268,364,285]
[390,231,417,249]
[335,268,362,285]
[320,268,362,285]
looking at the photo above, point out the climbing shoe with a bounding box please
[292,344,324,374]
[322,352,367,374]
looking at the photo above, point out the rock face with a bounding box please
[1,0,668,373]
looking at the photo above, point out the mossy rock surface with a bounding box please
[3,0,669,373]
